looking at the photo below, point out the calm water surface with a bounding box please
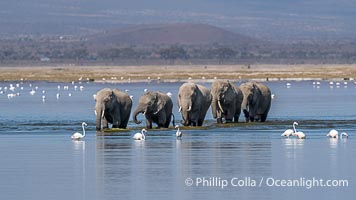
[0,80,355,200]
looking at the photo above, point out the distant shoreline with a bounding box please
[0,64,355,82]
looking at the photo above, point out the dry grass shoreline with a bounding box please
[0,64,355,82]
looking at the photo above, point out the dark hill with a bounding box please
[87,23,262,46]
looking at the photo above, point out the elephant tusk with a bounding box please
[143,111,146,115]
[178,106,182,113]
[187,106,191,112]
[101,110,105,119]
[94,110,97,116]
[218,100,224,114]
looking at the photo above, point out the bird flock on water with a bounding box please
[282,121,349,140]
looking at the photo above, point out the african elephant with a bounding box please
[211,80,243,123]
[132,91,175,129]
[178,82,212,126]
[95,88,132,130]
[239,82,271,122]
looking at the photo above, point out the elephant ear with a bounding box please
[154,93,166,115]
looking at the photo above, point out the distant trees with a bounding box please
[159,46,189,64]
[213,47,236,64]
[98,47,139,61]
[1,37,356,65]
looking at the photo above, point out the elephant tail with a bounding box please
[171,113,176,127]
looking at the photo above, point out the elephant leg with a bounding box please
[217,118,223,124]
[157,113,167,128]
[261,113,268,122]
[225,106,236,123]
[234,110,241,123]
[146,119,153,129]
[102,118,109,129]
[197,119,204,126]
[164,115,171,128]
[120,113,130,128]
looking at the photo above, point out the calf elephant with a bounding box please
[211,80,243,123]
[178,82,212,126]
[239,82,271,122]
[133,91,175,129]
[95,88,132,130]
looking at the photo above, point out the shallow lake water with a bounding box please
[0,80,355,200]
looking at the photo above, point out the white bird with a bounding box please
[92,94,97,100]
[327,129,338,138]
[42,90,45,94]
[144,88,148,93]
[42,95,46,102]
[71,122,88,140]
[56,93,60,99]
[68,93,72,97]
[133,129,147,140]
[292,122,306,139]
[281,129,294,137]
[124,89,130,93]
[30,90,36,95]
[340,132,349,139]
[271,94,275,99]
[175,125,182,139]
[286,82,291,86]
[166,92,172,98]
[129,95,133,100]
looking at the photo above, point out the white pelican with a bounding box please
[133,129,147,140]
[56,93,60,99]
[166,92,172,98]
[340,132,349,139]
[30,90,36,95]
[326,129,338,138]
[292,122,306,139]
[71,122,88,140]
[175,125,182,139]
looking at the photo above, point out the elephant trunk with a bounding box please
[211,97,223,119]
[241,97,249,122]
[180,99,192,126]
[133,105,146,124]
[211,98,218,119]
[95,103,105,130]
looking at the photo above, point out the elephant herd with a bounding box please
[94,81,272,131]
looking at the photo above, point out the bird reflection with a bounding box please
[328,138,338,149]
[282,138,305,149]
[72,140,86,151]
